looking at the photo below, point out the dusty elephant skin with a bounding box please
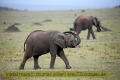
[19,30,81,70]
[70,15,104,40]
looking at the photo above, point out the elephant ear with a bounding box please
[93,17,97,26]
[53,33,66,48]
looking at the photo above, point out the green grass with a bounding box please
[0,8,120,80]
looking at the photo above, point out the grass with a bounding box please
[0,8,120,80]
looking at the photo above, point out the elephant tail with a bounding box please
[24,41,26,52]
[23,30,42,52]
[23,32,32,52]
[23,34,29,52]
[23,31,33,52]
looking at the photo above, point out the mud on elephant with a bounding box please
[19,30,81,70]
[70,15,104,40]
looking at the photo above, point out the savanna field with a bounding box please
[0,8,120,80]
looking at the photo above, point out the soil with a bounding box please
[4,25,20,32]
[33,22,42,25]
[43,19,52,22]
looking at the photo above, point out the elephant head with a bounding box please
[93,17,104,32]
[63,31,81,47]
[53,31,81,48]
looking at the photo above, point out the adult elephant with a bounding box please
[70,15,104,40]
[19,30,81,70]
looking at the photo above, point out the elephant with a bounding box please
[70,15,104,40]
[19,30,81,70]
[81,10,85,12]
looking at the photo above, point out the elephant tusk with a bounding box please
[100,27,104,31]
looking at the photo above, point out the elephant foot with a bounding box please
[50,67,54,69]
[86,38,90,40]
[19,65,24,70]
[34,66,41,69]
[66,65,71,69]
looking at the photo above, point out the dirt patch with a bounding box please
[89,47,94,51]
[4,25,20,32]
[33,22,42,25]
[43,19,52,22]
[14,23,20,25]
[3,22,6,24]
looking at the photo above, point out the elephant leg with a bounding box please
[49,45,58,69]
[57,49,71,69]
[87,30,91,40]
[19,52,32,70]
[91,29,96,39]
[50,52,56,69]
[33,55,41,69]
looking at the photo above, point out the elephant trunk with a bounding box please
[63,31,81,46]
[97,22,104,32]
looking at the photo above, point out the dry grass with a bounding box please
[0,8,120,80]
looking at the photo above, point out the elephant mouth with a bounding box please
[97,29,101,32]
[67,45,76,48]
[71,45,76,48]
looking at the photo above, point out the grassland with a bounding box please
[0,8,120,80]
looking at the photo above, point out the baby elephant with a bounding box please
[19,30,81,70]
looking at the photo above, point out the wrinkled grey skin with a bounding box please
[70,15,104,40]
[19,30,81,70]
